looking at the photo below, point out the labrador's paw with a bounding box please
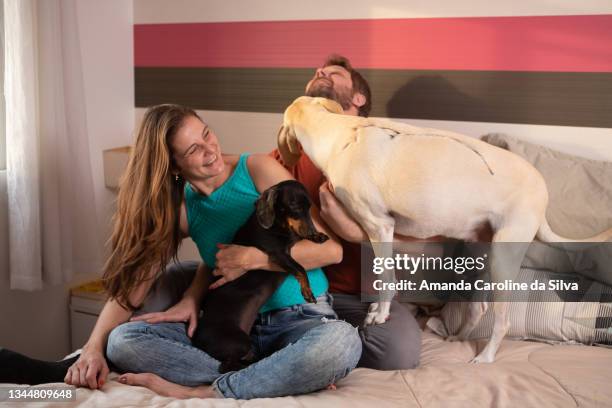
[363,302,389,325]
[469,352,495,364]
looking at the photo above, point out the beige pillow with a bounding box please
[431,134,612,345]
[483,134,612,286]
[481,133,612,239]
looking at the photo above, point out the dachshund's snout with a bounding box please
[310,232,329,243]
[287,217,329,243]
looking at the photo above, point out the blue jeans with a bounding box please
[106,294,361,399]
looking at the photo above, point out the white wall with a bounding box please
[0,0,134,360]
[135,108,612,162]
[77,0,135,263]
[134,0,612,23]
[403,120,612,162]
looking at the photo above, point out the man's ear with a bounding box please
[352,92,366,109]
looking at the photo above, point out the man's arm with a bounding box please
[318,181,449,244]
[318,181,368,243]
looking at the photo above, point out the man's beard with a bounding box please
[306,80,353,111]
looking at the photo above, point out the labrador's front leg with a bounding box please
[362,217,396,326]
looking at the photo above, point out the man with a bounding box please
[270,55,421,370]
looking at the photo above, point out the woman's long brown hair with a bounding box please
[102,104,199,310]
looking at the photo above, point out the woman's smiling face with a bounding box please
[170,115,225,181]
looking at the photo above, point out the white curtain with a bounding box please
[4,0,102,290]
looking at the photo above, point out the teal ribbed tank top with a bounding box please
[184,153,328,313]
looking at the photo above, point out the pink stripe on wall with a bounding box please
[134,15,612,72]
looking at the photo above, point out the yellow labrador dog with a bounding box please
[278,96,612,363]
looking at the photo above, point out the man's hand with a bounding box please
[319,181,366,243]
[130,295,199,337]
[210,244,267,289]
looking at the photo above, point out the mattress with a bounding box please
[3,330,611,407]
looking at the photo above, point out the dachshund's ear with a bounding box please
[277,125,301,167]
[256,186,278,229]
[318,98,344,114]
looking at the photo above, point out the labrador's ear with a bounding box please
[255,186,278,229]
[277,125,301,167]
[318,98,344,114]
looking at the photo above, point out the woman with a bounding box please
[63,104,361,399]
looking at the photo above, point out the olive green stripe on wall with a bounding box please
[135,67,612,128]
[135,67,312,113]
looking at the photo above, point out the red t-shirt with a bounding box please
[270,149,361,295]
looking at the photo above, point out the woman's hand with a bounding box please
[129,295,199,337]
[318,181,366,243]
[64,346,109,389]
[210,244,266,289]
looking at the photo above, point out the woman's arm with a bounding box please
[247,204,342,270]
[250,154,343,267]
[131,203,213,334]
[86,272,156,350]
[66,268,156,389]
[83,299,133,354]
[211,155,342,288]
[130,262,214,336]
[215,203,341,273]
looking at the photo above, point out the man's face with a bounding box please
[305,65,354,111]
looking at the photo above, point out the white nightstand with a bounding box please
[70,281,106,350]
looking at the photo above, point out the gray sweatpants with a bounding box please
[330,292,421,370]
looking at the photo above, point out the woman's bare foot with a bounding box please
[117,373,219,399]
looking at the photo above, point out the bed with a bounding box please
[4,329,612,407]
[5,135,611,407]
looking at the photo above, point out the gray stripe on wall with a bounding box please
[135,67,612,128]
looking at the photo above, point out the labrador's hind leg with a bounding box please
[471,212,539,363]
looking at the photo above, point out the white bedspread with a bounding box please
[3,330,612,407]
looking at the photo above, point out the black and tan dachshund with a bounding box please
[192,179,329,373]
[0,180,328,383]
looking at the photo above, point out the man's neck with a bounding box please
[343,106,359,116]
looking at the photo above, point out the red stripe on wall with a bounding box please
[134,15,612,72]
